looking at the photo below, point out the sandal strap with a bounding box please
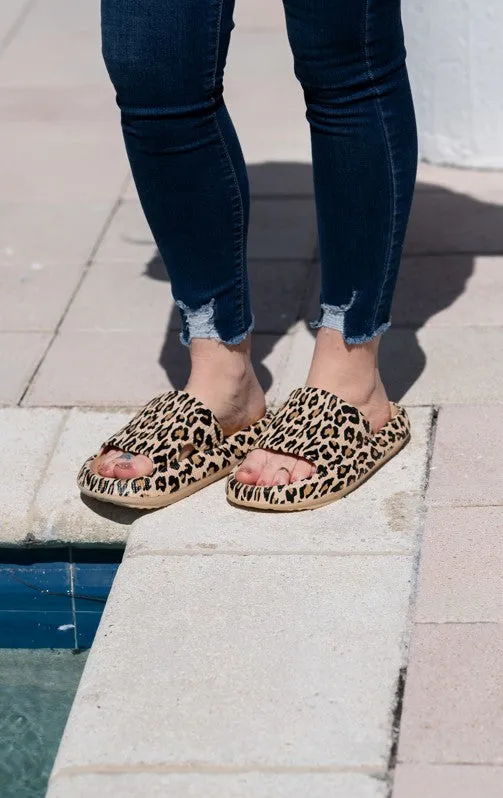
[102,390,224,469]
[255,386,371,471]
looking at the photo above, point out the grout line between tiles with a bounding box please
[125,549,415,559]
[0,0,37,55]
[17,176,130,407]
[385,406,439,798]
[50,763,387,781]
[68,548,78,650]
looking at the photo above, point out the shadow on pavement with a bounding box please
[141,162,500,401]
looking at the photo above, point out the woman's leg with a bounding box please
[99,0,264,479]
[237,0,417,487]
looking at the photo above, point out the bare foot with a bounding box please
[235,328,391,487]
[93,337,265,480]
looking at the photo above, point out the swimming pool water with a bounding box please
[0,649,87,798]
[0,546,123,797]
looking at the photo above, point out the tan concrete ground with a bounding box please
[1,2,502,797]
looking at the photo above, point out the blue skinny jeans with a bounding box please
[101,0,417,345]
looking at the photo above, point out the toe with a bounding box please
[272,467,290,486]
[235,449,268,485]
[290,458,315,483]
[256,454,298,487]
[96,457,117,477]
[113,453,153,479]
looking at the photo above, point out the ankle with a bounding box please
[189,338,253,384]
[186,337,265,433]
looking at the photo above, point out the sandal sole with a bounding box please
[80,463,235,511]
[226,432,411,513]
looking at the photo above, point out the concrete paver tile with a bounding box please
[48,772,387,798]
[226,32,310,163]
[91,200,155,262]
[0,408,64,541]
[398,624,503,764]
[275,324,503,407]
[0,261,83,331]
[0,85,119,124]
[393,764,503,798]
[427,405,503,506]
[61,258,176,333]
[379,327,503,405]
[0,0,30,42]
[128,406,430,555]
[0,332,51,404]
[62,258,308,336]
[24,331,291,406]
[405,187,503,255]
[248,199,317,260]
[0,123,128,203]
[32,408,131,544]
[0,201,114,267]
[415,507,503,622]
[393,255,503,328]
[52,554,412,771]
[234,0,286,32]
[307,253,503,329]
[0,0,106,87]
[249,259,310,332]
[417,162,503,195]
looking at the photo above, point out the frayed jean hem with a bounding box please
[310,303,391,344]
[177,298,255,346]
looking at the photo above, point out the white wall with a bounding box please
[403,0,503,168]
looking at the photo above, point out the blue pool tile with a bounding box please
[75,613,102,649]
[0,563,72,613]
[0,611,75,648]
[73,563,120,612]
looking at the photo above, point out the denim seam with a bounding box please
[363,0,398,333]
[214,117,246,330]
[210,0,246,333]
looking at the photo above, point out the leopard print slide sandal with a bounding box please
[226,386,410,512]
[78,390,271,510]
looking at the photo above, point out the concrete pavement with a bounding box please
[0,2,502,797]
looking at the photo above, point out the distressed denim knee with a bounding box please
[101,0,253,346]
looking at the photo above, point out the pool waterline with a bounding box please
[0,546,124,797]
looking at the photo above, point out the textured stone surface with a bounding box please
[274,324,503,406]
[61,258,176,334]
[225,31,311,163]
[48,772,387,798]
[32,408,131,544]
[427,406,503,506]
[0,123,128,203]
[52,554,411,772]
[128,407,430,556]
[0,201,114,266]
[415,507,503,622]
[379,327,503,405]
[0,261,83,331]
[393,255,503,328]
[399,624,503,764]
[23,331,291,407]
[0,0,30,42]
[393,764,503,798]
[0,408,64,541]
[405,186,503,255]
[0,331,51,404]
[234,0,287,32]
